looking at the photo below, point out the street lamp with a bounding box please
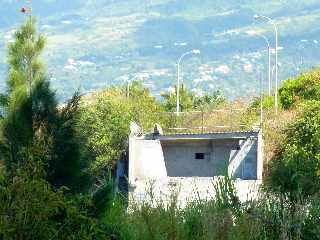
[271,63,281,87]
[176,49,200,114]
[254,14,279,113]
[126,75,140,98]
[246,30,272,96]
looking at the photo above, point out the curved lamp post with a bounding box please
[247,30,272,96]
[126,75,137,98]
[176,49,200,115]
[254,14,279,113]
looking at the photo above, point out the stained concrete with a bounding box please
[161,139,239,177]
[130,178,262,208]
[119,123,264,207]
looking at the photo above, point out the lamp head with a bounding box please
[246,30,257,36]
[254,14,261,20]
[192,49,200,54]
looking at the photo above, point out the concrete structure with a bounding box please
[116,122,264,207]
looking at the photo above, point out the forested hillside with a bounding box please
[1,0,320,100]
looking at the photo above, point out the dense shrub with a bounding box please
[161,84,226,112]
[266,101,320,199]
[78,82,165,178]
[0,158,107,240]
[250,95,275,111]
[279,69,320,109]
[101,176,320,240]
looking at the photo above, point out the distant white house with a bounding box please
[116,123,264,207]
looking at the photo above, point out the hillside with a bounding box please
[1,16,320,239]
[1,0,320,101]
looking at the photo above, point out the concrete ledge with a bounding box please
[152,131,260,141]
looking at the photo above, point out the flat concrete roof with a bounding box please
[149,130,260,141]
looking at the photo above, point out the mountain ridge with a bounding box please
[1,0,320,101]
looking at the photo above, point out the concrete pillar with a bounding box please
[257,130,264,180]
[128,136,136,184]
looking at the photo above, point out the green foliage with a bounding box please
[49,93,90,192]
[0,160,65,240]
[102,176,320,240]
[193,89,226,111]
[0,158,107,240]
[161,84,225,112]
[0,17,54,172]
[78,95,132,174]
[250,95,275,111]
[266,101,320,199]
[0,18,89,192]
[91,175,115,219]
[161,84,194,112]
[279,69,320,109]
[78,82,165,176]
[123,81,166,130]
[302,197,320,239]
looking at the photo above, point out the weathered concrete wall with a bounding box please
[129,177,262,208]
[129,137,167,183]
[162,139,240,177]
[257,130,264,180]
[229,138,258,180]
[162,137,259,179]
[126,126,264,207]
[129,132,261,181]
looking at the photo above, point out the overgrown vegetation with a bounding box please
[78,81,165,178]
[161,84,226,112]
[279,69,320,109]
[101,177,320,240]
[0,16,320,240]
[266,101,320,199]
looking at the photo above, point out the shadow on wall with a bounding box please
[161,138,257,179]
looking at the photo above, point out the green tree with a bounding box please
[161,84,193,112]
[0,156,106,240]
[0,17,55,172]
[161,85,225,112]
[193,89,225,110]
[78,82,164,177]
[124,81,165,129]
[266,101,320,199]
[279,69,320,109]
[0,18,87,192]
[49,93,90,191]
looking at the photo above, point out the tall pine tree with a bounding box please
[0,17,88,192]
[0,17,56,170]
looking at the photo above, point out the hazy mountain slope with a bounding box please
[1,0,320,101]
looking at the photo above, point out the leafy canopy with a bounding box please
[279,69,320,109]
[78,81,165,177]
[267,101,320,199]
[161,84,225,112]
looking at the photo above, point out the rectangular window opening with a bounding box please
[195,153,205,160]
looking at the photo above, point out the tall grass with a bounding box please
[102,177,320,240]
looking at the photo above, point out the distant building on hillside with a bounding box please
[116,122,264,207]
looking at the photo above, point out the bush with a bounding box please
[266,101,320,199]
[0,158,107,240]
[249,95,275,111]
[279,69,320,109]
[100,175,320,240]
[78,83,166,179]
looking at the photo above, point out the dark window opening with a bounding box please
[195,153,205,159]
